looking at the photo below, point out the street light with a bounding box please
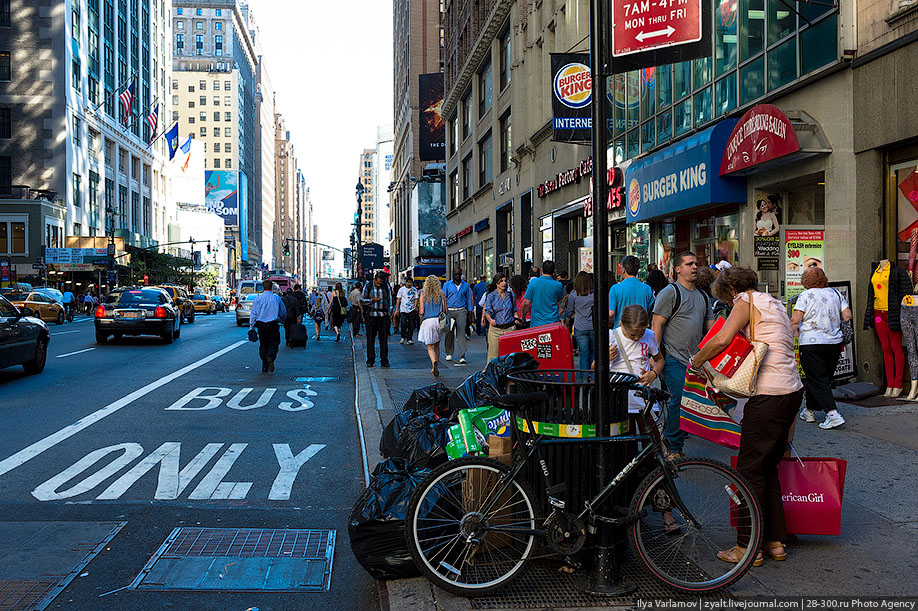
[355,180,365,278]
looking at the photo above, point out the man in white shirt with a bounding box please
[395,277,419,345]
[249,279,286,372]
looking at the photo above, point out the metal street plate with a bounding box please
[612,0,702,56]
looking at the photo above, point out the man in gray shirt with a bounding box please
[651,251,715,458]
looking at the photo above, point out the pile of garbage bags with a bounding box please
[348,352,539,580]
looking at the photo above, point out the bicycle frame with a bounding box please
[477,393,702,536]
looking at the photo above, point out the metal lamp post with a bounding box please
[355,180,364,279]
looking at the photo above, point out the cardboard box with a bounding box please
[487,434,512,457]
[463,436,514,548]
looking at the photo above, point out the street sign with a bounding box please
[107,243,115,256]
[612,0,701,57]
[32,263,48,270]
[93,258,110,266]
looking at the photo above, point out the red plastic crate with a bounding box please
[497,322,574,370]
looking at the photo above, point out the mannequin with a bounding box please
[864,260,912,397]
[902,292,918,400]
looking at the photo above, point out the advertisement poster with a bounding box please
[204,170,239,226]
[417,182,446,257]
[784,229,824,300]
[418,73,445,161]
[550,54,592,143]
[830,282,856,379]
[579,247,594,273]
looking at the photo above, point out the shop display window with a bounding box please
[656,219,690,278]
[891,159,918,264]
[694,210,739,267]
[629,223,651,274]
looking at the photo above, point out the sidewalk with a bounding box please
[349,327,918,609]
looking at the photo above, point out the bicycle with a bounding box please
[405,380,763,597]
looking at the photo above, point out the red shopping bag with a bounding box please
[679,371,741,449]
[731,456,847,535]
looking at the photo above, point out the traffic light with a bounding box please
[206,243,211,254]
[283,242,290,257]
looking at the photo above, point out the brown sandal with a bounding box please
[764,541,787,561]
[717,545,764,567]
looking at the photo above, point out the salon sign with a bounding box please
[719,104,800,176]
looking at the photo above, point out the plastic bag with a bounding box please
[348,458,430,580]
[449,352,540,413]
[393,413,452,470]
[379,410,417,458]
[379,383,452,458]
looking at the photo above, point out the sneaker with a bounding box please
[399,338,405,344]
[819,413,845,429]
[799,408,816,423]
[446,355,453,361]
[459,357,467,365]
[406,340,414,345]
[666,451,686,461]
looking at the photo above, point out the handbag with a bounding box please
[832,289,854,345]
[679,370,741,449]
[438,310,450,332]
[732,456,847,535]
[700,291,768,398]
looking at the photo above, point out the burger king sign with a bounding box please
[554,63,592,108]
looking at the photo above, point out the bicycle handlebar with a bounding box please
[630,384,671,404]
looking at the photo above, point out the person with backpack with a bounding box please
[292,283,309,323]
[281,288,302,346]
[651,251,715,459]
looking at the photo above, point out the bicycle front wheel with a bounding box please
[406,456,539,597]
[629,457,762,592]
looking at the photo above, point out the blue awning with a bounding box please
[625,119,747,224]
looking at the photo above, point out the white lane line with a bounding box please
[51,330,83,336]
[350,327,370,488]
[0,339,248,479]
[56,348,97,358]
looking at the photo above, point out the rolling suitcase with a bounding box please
[289,322,309,347]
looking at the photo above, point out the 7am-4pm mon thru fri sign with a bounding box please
[611,0,702,57]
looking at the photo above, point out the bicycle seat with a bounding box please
[492,392,548,413]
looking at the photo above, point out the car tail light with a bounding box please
[153,306,167,318]
[94,305,108,318]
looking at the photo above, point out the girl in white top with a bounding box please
[606,304,665,413]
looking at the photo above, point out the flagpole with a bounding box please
[149,119,177,147]
[89,70,138,115]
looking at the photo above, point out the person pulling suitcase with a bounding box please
[282,289,302,346]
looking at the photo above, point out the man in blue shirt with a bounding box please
[249,279,287,373]
[443,266,475,365]
[473,274,489,336]
[522,260,565,329]
[608,255,654,328]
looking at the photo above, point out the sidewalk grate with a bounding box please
[131,528,335,592]
[0,579,58,611]
[469,558,729,609]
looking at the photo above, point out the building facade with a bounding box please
[390,0,444,275]
[0,0,174,292]
[375,125,394,249]
[358,149,376,246]
[249,9,276,270]
[273,112,296,273]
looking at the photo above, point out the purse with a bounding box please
[438,310,450,332]
[832,289,854,345]
[701,291,768,398]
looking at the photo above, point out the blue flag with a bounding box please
[166,123,179,160]
[180,135,192,172]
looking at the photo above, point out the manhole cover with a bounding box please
[0,579,58,611]
[131,528,336,592]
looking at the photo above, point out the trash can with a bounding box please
[505,370,637,517]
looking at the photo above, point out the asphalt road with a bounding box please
[0,312,376,610]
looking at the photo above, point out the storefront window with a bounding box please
[540,214,553,262]
[715,0,738,76]
[641,120,655,152]
[740,57,765,105]
[673,61,692,100]
[891,159,918,264]
[629,223,650,272]
[715,76,736,116]
[767,0,795,45]
[768,36,797,91]
[656,64,672,108]
[694,86,713,126]
[484,238,494,277]
[740,0,765,60]
[657,220,677,278]
[694,211,739,267]
[675,98,692,137]
[657,109,673,145]
[800,15,838,75]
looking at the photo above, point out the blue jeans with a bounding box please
[574,329,593,371]
[661,355,688,453]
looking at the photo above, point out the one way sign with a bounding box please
[612,0,702,57]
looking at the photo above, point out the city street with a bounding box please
[0,313,375,610]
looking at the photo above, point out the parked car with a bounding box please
[94,287,182,344]
[154,285,195,324]
[0,294,50,374]
[212,295,228,312]
[235,293,258,326]
[5,292,66,325]
[191,294,216,315]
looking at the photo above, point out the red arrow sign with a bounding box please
[612,0,702,57]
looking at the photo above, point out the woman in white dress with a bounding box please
[418,275,448,377]
[754,198,780,236]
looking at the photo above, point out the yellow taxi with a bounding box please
[5,291,66,325]
[190,293,217,314]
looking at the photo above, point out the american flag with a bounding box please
[145,103,158,142]
[120,80,134,125]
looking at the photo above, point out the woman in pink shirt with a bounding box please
[690,267,803,568]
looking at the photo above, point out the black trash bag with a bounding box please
[449,352,540,413]
[348,458,430,580]
[393,413,452,470]
[380,383,454,458]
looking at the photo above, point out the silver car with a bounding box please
[235,293,258,326]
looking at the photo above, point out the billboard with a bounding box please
[239,171,249,261]
[417,181,446,258]
[321,250,335,261]
[418,73,445,161]
[550,54,592,144]
[204,170,239,226]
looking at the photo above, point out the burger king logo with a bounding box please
[628,178,641,215]
[554,63,592,109]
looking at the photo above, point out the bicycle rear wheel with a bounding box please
[629,457,762,592]
[406,456,539,597]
